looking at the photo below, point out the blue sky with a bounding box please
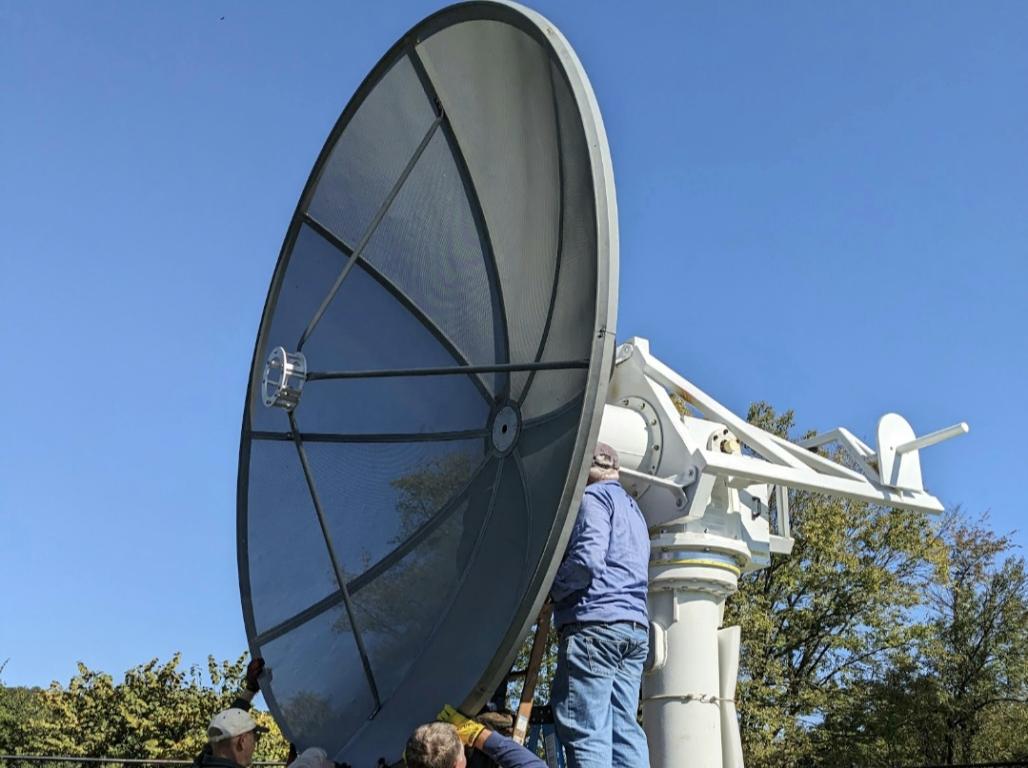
[1,1,1025,690]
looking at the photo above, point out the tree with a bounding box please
[0,658,45,755]
[814,511,1028,767]
[4,654,287,761]
[924,513,1028,764]
[726,403,947,768]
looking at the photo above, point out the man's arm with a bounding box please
[229,657,266,711]
[473,730,546,768]
[549,491,612,602]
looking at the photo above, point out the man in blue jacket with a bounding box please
[549,442,650,768]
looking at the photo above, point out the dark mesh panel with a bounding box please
[351,459,526,724]
[299,251,492,434]
[249,225,345,433]
[417,22,560,400]
[258,604,375,754]
[408,458,527,698]
[361,129,505,396]
[298,377,489,435]
[515,395,584,586]
[300,439,485,579]
[519,367,588,424]
[310,465,530,767]
[246,440,339,634]
[252,222,493,435]
[517,62,597,419]
[351,460,499,702]
[308,55,436,247]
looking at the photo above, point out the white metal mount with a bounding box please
[595,337,967,768]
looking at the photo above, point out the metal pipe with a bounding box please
[895,422,969,454]
[305,359,587,380]
[619,466,688,497]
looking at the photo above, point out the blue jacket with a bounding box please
[472,732,546,767]
[550,479,649,628]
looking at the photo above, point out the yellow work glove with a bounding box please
[437,704,485,747]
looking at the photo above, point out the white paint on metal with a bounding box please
[595,337,963,768]
[599,402,659,475]
[877,413,922,491]
[896,421,969,453]
[718,626,743,768]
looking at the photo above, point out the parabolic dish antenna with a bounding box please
[238,2,617,763]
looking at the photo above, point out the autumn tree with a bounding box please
[4,654,286,761]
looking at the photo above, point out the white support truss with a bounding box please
[596,337,967,768]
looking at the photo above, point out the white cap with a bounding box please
[291,748,332,768]
[208,708,261,743]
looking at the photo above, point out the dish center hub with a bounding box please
[490,403,521,454]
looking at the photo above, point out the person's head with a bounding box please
[207,708,265,767]
[289,747,333,768]
[587,441,620,484]
[403,722,465,768]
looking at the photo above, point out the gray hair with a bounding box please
[588,464,619,483]
[404,723,462,768]
[588,442,620,484]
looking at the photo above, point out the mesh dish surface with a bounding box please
[238,3,618,763]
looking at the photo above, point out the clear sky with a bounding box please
[1,1,1025,690]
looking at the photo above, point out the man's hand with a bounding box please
[437,705,485,747]
[245,657,266,693]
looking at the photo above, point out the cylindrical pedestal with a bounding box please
[644,556,739,768]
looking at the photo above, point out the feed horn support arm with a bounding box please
[595,337,966,768]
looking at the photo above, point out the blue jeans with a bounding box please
[551,621,650,768]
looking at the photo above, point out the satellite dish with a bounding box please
[237,2,617,763]
[240,4,969,767]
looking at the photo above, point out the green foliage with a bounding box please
[816,512,1028,767]
[0,654,287,761]
[506,619,560,711]
[0,680,45,754]
[729,403,948,767]
[734,403,1028,767]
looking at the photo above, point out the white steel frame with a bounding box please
[595,337,966,768]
